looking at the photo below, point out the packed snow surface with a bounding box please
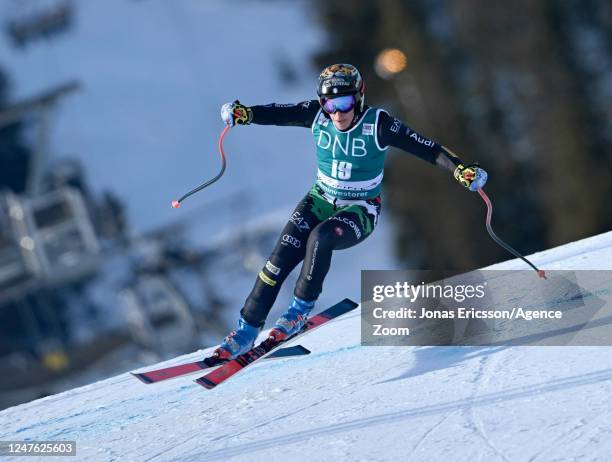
[1,231,611,461]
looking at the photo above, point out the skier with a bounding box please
[213,63,487,360]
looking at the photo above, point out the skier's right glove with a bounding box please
[220,100,253,126]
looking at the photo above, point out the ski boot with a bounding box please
[213,317,261,361]
[268,296,315,342]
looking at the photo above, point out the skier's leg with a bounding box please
[239,190,335,326]
[239,220,308,326]
[296,202,378,300]
[271,198,380,339]
[215,190,332,359]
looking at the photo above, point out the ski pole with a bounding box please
[172,125,231,208]
[477,188,546,279]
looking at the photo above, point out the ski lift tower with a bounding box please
[0,81,80,196]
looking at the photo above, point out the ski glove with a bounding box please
[454,163,488,191]
[220,100,253,126]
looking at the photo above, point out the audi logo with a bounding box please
[282,234,301,248]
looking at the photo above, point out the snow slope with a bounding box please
[1,230,611,461]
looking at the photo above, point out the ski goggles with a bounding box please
[320,94,356,114]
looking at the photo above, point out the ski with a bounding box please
[132,345,311,384]
[195,298,359,390]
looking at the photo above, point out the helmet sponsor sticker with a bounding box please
[327,78,352,87]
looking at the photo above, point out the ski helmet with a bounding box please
[317,63,365,112]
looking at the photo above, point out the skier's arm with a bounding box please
[220,100,320,128]
[376,111,461,170]
[250,100,320,127]
[377,111,487,190]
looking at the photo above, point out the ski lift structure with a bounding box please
[0,80,104,394]
[0,81,100,303]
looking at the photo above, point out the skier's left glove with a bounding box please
[220,100,253,126]
[454,163,488,191]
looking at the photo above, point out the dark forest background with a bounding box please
[314,0,612,272]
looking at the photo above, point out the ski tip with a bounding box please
[341,298,359,308]
[171,200,180,209]
[322,298,359,319]
[268,344,311,358]
[131,372,153,384]
[293,345,311,355]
